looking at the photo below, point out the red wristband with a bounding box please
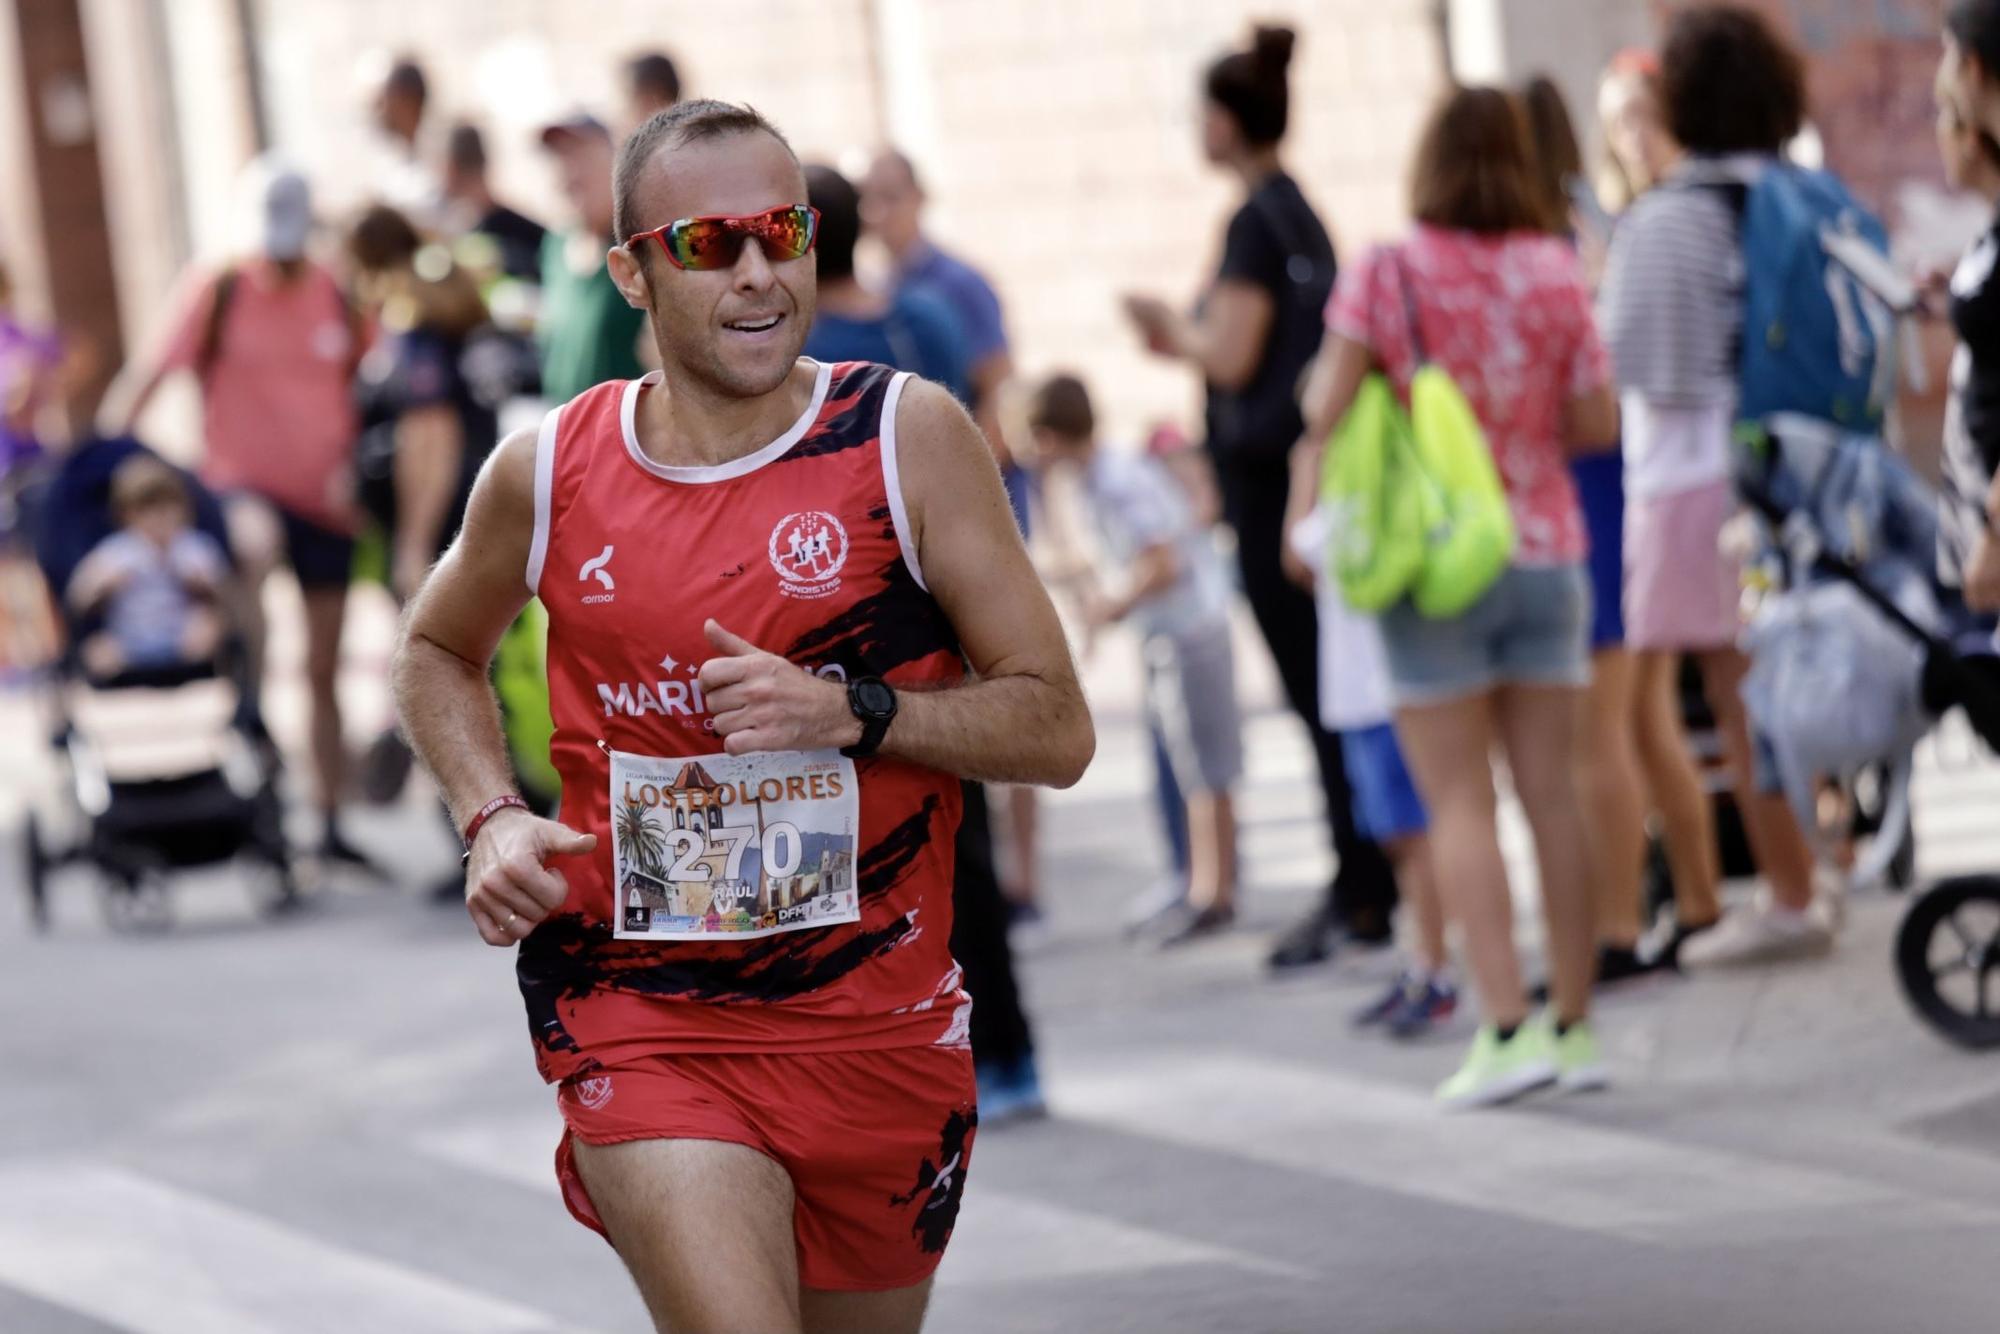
[461,795,531,852]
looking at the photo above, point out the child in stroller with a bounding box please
[1736,416,2000,1047]
[68,455,227,679]
[18,435,296,930]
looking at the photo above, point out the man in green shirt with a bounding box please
[536,113,647,404]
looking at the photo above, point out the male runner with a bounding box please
[393,100,1093,1334]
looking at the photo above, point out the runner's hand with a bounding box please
[698,618,854,755]
[464,808,596,947]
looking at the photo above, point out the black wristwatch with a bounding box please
[841,676,897,758]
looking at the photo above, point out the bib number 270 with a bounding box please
[661,821,802,882]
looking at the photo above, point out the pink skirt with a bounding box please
[1623,479,1741,652]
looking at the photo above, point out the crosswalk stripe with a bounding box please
[938,1188,1306,1287]
[0,1162,586,1334]
[410,1110,1303,1287]
[1052,1053,2000,1247]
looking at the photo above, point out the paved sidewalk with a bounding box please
[4,595,2000,1333]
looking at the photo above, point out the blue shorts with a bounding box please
[1002,464,1034,539]
[1379,564,1593,706]
[1340,722,1427,841]
[274,503,356,589]
[1572,450,1625,650]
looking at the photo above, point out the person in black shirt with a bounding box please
[1124,24,1397,966]
[441,123,549,285]
[1940,16,2000,615]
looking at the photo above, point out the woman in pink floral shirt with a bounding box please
[1289,86,1620,1108]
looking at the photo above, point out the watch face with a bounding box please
[855,681,896,716]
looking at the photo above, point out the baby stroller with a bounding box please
[15,435,297,931]
[1736,416,2000,1048]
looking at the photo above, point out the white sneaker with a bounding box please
[1678,897,1833,970]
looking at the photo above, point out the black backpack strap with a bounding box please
[196,266,240,380]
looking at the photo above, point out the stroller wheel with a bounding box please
[1897,876,2000,1050]
[23,813,50,932]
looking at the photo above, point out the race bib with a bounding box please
[609,747,859,941]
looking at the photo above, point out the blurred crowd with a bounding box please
[8,2,2000,1111]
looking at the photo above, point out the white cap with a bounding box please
[237,155,313,261]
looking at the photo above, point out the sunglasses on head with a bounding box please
[628,204,820,271]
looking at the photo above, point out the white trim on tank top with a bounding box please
[878,371,927,591]
[524,404,561,594]
[617,359,832,484]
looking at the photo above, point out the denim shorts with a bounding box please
[1378,563,1592,706]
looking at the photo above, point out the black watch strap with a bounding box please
[841,676,897,758]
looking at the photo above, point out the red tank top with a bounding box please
[520,360,968,1081]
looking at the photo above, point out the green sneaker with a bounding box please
[1435,1022,1558,1109]
[1552,1018,1610,1093]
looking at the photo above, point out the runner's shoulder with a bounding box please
[887,373,984,460]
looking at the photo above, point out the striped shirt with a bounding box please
[1599,154,1768,496]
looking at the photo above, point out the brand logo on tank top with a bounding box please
[768,512,848,600]
[579,544,616,603]
[596,655,847,723]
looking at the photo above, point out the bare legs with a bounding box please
[1184,791,1237,914]
[1632,650,1722,929]
[1395,693,1525,1028]
[300,584,348,823]
[1494,685,1596,1026]
[570,1137,933,1334]
[1385,832,1445,974]
[996,785,1039,908]
[1578,647,1648,948]
[1394,684,1595,1029]
[1695,647,1815,911]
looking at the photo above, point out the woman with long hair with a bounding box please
[1517,75,1663,987]
[1300,86,1619,1106]
[1124,25,1398,964]
[1940,1,2000,617]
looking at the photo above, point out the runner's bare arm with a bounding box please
[392,428,596,946]
[882,379,1094,785]
[698,380,1094,787]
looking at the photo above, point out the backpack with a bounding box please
[1391,253,1515,618]
[1729,164,1896,431]
[195,263,367,383]
[1319,250,1514,618]
[1319,373,1426,611]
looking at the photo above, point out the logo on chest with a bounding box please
[769,511,848,600]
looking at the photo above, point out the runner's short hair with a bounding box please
[1660,4,1805,155]
[614,99,795,247]
[1028,374,1095,442]
[804,164,860,282]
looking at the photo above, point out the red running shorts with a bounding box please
[554,1044,977,1291]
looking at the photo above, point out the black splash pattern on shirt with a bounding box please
[516,796,945,1033]
[783,566,961,680]
[785,362,895,463]
[890,1104,978,1254]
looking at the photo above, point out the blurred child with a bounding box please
[69,456,226,677]
[1030,373,1244,946]
[1286,447,1455,1036]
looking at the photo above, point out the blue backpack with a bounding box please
[1732,164,1896,431]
